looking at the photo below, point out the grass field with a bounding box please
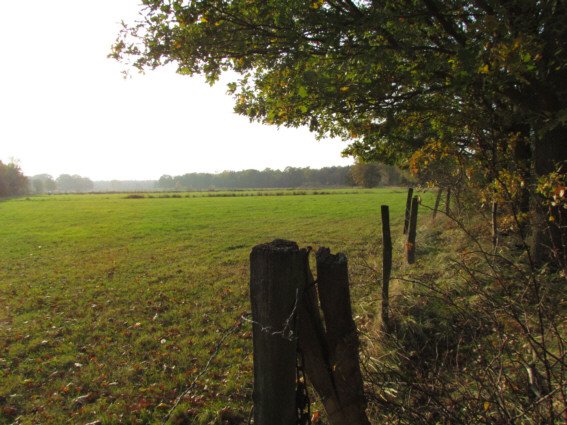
[0,188,427,424]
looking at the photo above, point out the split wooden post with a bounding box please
[381,205,392,331]
[250,240,307,425]
[406,196,419,264]
[432,188,443,221]
[314,248,370,425]
[403,187,414,234]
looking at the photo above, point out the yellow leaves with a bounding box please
[447,58,458,70]
[200,16,208,23]
[478,64,490,74]
[339,85,350,92]
[173,40,182,50]
[311,0,324,9]
[408,140,460,184]
[537,171,567,211]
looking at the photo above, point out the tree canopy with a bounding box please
[113,0,566,177]
[56,174,94,193]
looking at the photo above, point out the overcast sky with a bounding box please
[0,1,352,181]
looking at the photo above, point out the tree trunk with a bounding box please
[531,125,567,269]
[492,201,498,248]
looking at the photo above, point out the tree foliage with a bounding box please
[0,161,28,197]
[30,174,57,194]
[113,0,566,175]
[55,174,94,193]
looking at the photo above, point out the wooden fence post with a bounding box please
[381,205,392,331]
[250,240,307,425]
[314,248,370,425]
[403,187,414,234]
[406,196,419,264]
[432,188,443,221]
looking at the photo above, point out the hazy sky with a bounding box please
[0,1,352,181]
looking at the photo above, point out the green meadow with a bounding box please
[0,189,424,424]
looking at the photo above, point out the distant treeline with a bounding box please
[2,162,411,197]
[31,176,155,193]
[30,174,94,194]
[157,164,410,190]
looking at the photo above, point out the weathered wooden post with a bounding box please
[250,240,307,425]
[381,205,392,331]
[403,187,414,234]
[406,196,419,264]
[432,188,443,221]
[250,241,370,424]
[314,248,370,425]
[445,187,451,215]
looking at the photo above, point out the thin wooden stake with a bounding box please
[381,205,392,331]
[403,187,414,234]
[406,196,419,264]
[432,188,443,220]
[445,187,451,215]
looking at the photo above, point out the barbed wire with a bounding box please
[240,288,301,342]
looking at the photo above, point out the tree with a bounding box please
[56,174,94,193]
[0,161,28,197]
[157,175,175,190]
[350,162,382,188]
[30,174,57,194]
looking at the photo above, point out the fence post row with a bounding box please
[250,240,370,425]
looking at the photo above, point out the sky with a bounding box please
[0,1,352,181]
